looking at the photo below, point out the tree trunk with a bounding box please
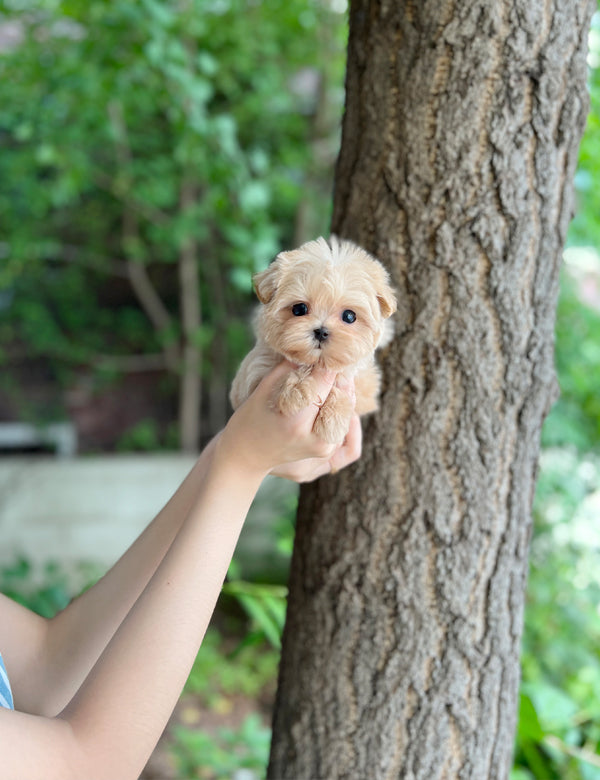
[268,2,594,779]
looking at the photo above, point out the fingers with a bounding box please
[258,360,336,404]
[309,367,338,407]
[223,360,364,479]
[238,362,362,475]
[344,414,363,462]
[328,414,362,474]
[272,414,363,483]
[270,458,330,483]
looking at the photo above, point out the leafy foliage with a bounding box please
[0,556,100,617]
[569,11,600,251]
[171,712,271,780]
[182,627,279,707]
[0,0,345,443]
[222,578,287,650]
[510,13,600,774]
[172,629,276,778]
[513,450,600,779]
[543,257,600,451]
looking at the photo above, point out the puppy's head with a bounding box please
[253,236,397,371]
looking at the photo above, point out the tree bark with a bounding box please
[268,2,594,779]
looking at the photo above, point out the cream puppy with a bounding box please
[230,236,397,444]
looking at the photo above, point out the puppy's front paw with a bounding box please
[313,386,354,444]
[274,370,313,416]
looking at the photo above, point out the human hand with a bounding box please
[218,362,355,480]
[270,413,362,482]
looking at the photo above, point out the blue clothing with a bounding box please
[0,652,14,710]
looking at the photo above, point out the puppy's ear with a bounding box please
[253,262,280,304]
[371,263,397,319]
[377,282,397,319]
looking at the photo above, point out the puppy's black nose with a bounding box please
[314,327,329,343]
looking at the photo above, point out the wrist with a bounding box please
[212,428,269,489]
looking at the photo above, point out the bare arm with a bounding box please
[6,376,360,716]
[0,364,355,780]
[4,437,219,716]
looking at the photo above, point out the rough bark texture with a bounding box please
[268,2,594,779]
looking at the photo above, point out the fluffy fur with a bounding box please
[230,236,397,444]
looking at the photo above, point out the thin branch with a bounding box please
[51,245,130,278]
[3,344,168,373]
[92,353,169,372]
[106,100,179,374]
[93,170,170,227]
[177,174,202,451]
[544,736,600,769]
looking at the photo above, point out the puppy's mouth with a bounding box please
[283,344,328,367]
[279,329,354,370]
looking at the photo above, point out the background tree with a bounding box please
[0,0,345,451]
[269,1,596,778]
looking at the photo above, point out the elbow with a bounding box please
[52,717,143,780]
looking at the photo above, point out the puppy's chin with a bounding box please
[267,327,374,372]
[267,340,324,369]
[279,348,349,372]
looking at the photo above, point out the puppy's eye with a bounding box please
[292,303,309,316]
[342,309,356,324]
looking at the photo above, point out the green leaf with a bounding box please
[517,693,545,743]
[139,0,176,28]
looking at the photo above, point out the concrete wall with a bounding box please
[0,456,295,585]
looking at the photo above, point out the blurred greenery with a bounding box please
[222,575,287,650]
[543,258,600,452]
[1,1,600,779]
[569,10,600,253]
[183,627,279,706]
[0,556,100,616]
[514,450,600,779]
[171,628,276,780]
[511,10,600,777]
[171,712,272,780]
[0,0,346,445]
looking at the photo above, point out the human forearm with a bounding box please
[33,438,219,715]
[1,452,263,780]
[59,452,263,779]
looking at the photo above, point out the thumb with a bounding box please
[257,362,337,410]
